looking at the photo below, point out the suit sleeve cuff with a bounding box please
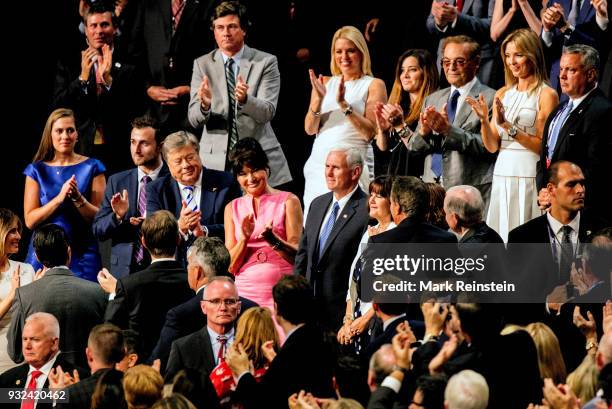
[381,376,402,393]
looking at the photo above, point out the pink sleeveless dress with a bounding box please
[232,191,294,319]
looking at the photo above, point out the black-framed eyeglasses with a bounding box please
[202,298,239,307]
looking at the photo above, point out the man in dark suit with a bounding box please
[165,276,240,382]
[444,185,503,244]
[537,45,612,224]
[128,0,217,132]
[294,147,369,330]
[103,210,193,361]
[147,131,241,264]
[58,324,125,409]
[151,236,257,372]
[227,275,336,408]
[8,224,107,368]
[540,0,609,92]
[93,115,168,277]
[511,161,604,302]
[0,313,87,409]
[53,3,144,174]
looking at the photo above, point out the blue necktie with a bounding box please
[226,58,239,154]
[432,90,460,178]
[318,202,340,256]
[183,186,198,211]
[547,101,573,160]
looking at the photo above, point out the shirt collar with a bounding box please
[284,323,305,341]
[333,184,359,210]
[137,161,164,182]
[177,171,203,191]
[221,46,245,66]
[546,211,581,235]
[29,351,60,374]
[207,326,235,341]
[151,257,175,264]
[568,83,597,110]
[450,76,478,97]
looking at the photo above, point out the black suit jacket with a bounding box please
[104,259,193,361]
[53,41,145,173]
[459,222,504,244]
[151,286,258,373]
[0,353,87,409]
[57,368,122,409]
[537,88,612,223]
[234,324,336,409]
[294,189,369,329]
[165,326,216,383]
[92,165,170,277]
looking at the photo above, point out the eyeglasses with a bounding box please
[441,58,470,68]
[203,298,239,307]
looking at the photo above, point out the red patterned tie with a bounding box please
[21,370,43,409]
[217,336,227,363]
[172,0,186,32]
[456,0,464,12]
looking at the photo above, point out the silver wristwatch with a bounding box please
[507,124,518,138]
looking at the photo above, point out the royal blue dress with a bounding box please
[24,158,106,281]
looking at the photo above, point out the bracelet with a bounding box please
[342,315,353,324]
[271,238,282,250]
[310,107,321,117]
[73,199,85,208]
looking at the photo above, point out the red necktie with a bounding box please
[172,0,185,31]
[456,0,464,12]
[217,336,227,363]
[21,370,43,409]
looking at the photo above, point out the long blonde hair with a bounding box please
[33,108,76,162]
[501,29,548,94]
[567,354,598,404]
[525,322,567,384]
[0,208,22,257]
[234,307,280,369]
[330,26,372,76]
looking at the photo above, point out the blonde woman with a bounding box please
[467,29,558,241]
[525,322,567,384]
[303,26,387,217]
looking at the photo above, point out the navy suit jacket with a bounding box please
[537,88,612,223]
[151,286,258,373]
[147,169,241,239]
[294,188,369,330]
[92,165,169,277]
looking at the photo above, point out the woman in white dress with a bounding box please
[0,209,34,372]
[303,26,387,218]
[466,29,558,241]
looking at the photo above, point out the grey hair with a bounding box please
[563,44,600,72]
[329,146,364,170]
[444,370,489,409]
[391,176,427,220]
[25,312,60,339]
[161,131,200,162]
[187,237,231,280]
[368,344,396,386]
[445,185,484,227]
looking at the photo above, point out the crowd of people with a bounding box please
[2,0,612,408]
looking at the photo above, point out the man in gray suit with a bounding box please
[187,1,291,187]
[8,224,107,368]
[408,35,496,208]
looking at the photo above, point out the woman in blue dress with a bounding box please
[23,108,106,281]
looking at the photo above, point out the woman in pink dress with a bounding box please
[224,138,303,335]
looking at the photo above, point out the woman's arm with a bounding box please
[72,173,106,223]
[0,265,20,319]
[304,71,328,136]
[342,78,387,142]
[498,86,558,154]
[517,0,544,34]
[24,176,69,230]
[491,0,517,42]
[224,202,248,275]
[465,90,502,153]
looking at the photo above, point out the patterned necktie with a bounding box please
[134,175,151,264]
[567,0,580,27]
[226,58,239,154]
[547,101,573,161]
[183,186,198,211]
[559,225,574,283]
[431,90,459,178]
[172,0,185,32]
[319,202,340,256]
[217,336,227,363]
[21,370,43,409]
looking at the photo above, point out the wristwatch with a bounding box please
[342,104,353,116]
[586,340,598,351]
[507,124,518,138]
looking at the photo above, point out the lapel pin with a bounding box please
[212,187,218,192]
[343,214,347,218]
[114,62,122,68]
[16,380,21,385]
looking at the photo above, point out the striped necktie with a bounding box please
[183,186,198,211]
[226,58,239,155]
[318,202,340,256]
[134,175,151,263]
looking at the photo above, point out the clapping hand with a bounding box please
[465,94,490,122]
[542,378,581,409]
[10,264,21,290]
[110,189,129,220]
[261,340,277,362]
[97,268,117,294]
[308,69,326,101]
[235,74,249,104]
[240,213,255,240]
[58,175,78,203]
[572,306,596,340]
[226,343,251,376]
[198,75,212,110]
[98,44,113,85]
[429,333,459,374]
[603,301,612,334]
[178,201,201,234]
[48,365,80,389]
[494,97,509,127]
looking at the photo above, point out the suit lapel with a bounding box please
[552,92,594,161]
[175,0,197,36]
[310,194,333,259]
[158,0,173,40]
[462,0,475,13]
[199,168,219,224]
[12,364,29,387]
[320,190,361,257]
[171,180,183,216]
[128,169,139,217]
[212,49,230,116]
[200,328,216,370]
[238,45,254,83]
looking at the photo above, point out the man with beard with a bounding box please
[93,116,168,276]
